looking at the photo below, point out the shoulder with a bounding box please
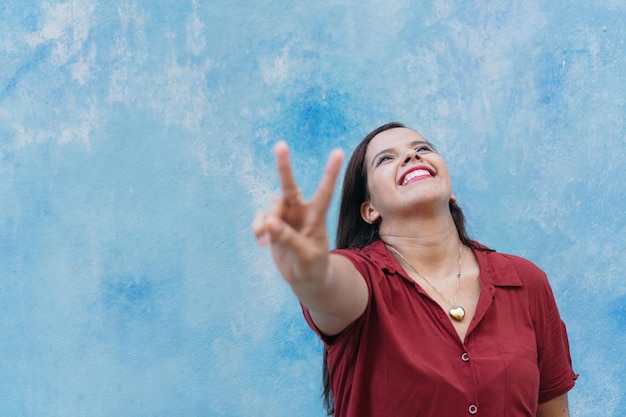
[494,251,545,277]
[476,247,564,325]
[331,240,402,285]
[477,246,561,319]
[332,240,394,268]
[475,244,550,291]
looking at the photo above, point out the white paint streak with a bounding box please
[58,106,95,149]
[191,139,210,177]
[11,105,96,149]
[26,0,96,67]
[186,2,206,56]
[9,0,99,148]
[113,3,148,61]
[431,0,455,20]
[70,42,96,85]
[260,44,292,86]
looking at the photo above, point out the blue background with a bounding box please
[1,1,625,416]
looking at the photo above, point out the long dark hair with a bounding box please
[322,122,489,415]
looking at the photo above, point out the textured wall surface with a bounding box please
[1,1,625,416]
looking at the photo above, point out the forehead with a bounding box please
[365,128,428,157]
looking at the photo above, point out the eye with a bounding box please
[375,154,394,166]
[416,144,435,154]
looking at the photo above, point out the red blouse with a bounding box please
[303,240,577,417]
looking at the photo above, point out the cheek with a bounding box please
[366,178,396,214]
[367,169,393,197]
[432,157,452,186]
[441,169,453,188]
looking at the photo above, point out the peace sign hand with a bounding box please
[252,142,344,285]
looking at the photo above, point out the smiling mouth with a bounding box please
[401,169,433,186]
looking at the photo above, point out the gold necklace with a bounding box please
[386,243,465,321]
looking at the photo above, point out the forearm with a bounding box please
[292,253,368,336]
[537,393,570,417]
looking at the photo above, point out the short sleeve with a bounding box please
[527,269,578,403]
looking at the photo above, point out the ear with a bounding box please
[360,201,381,224]
[450,193,457,203]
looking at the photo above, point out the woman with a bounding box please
[253,122,577,417]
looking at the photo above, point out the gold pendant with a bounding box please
[449,306,465,321]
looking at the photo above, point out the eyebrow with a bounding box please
[370,140,433,168]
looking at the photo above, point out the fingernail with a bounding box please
[257,234,269,247]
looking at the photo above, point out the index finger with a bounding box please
[274,141,301,200]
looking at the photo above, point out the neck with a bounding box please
[379,214,461,278]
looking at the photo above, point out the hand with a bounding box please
[252,141,344,285]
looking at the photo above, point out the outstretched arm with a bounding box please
[252,142,368,336]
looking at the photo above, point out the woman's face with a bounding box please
[360,127,453,224]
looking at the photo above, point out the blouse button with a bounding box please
[468,404,478,415]
[461,352,470,362]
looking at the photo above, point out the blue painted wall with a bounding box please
[1,1,624,416]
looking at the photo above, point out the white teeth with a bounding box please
[403,169,430,185]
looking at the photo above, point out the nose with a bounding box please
[402,149,421,165]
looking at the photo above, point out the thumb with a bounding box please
[265,214,294,246]
[266,214,320,257]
